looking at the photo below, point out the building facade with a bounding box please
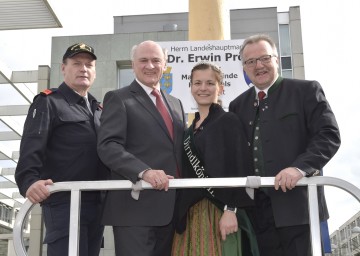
[330,211,360,256]
[50,6,304,102]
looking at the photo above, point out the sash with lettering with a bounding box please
[183,125,215,197]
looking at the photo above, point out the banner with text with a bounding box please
[157,40,252,113]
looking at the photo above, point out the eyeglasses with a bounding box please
[243,55,276,67]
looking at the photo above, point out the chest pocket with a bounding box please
[56,107,94,145]
[58,108,90,123]
[276,112,300,134]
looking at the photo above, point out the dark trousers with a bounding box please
[42,201,104,256]
[247,190,312,256]
[113,223,174,256]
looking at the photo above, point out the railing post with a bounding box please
[13,200,34,256]
[308,184,322,256]
[68,189,81,256]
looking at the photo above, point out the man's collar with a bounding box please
[254,75,283,97]
[60,83,96,105]
[136,78,160,95]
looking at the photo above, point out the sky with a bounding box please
[1,0,360,234]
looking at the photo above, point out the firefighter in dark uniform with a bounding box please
[15,43,108,256]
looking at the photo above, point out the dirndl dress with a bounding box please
[172,198,243,256]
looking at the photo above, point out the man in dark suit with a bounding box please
[97,40,186,256]
[229,34,341,256]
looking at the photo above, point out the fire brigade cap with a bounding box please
[63,43,97,61]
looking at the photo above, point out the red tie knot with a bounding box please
[258,91,266,101]
[151,89,161,98]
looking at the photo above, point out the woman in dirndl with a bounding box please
[172,62,259,256]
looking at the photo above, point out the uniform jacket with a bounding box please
[97,80,186,226]
[15,82,107,204]
[229,77,341,227]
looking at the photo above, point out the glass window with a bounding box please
[278,23,293,79]
[0,203,12,223]
[281,70,293,79]
[118,68,134,88]
[279,24,291,56]
[118,62,133,89]
[340,229,346,240]
[351,221,356,229]
[281,56,292,70]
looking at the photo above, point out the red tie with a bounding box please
[151,89,174,139]
[258,91,266,101]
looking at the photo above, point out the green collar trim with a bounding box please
[268,76,283,95]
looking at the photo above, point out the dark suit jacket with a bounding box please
[97,80,186,226]
[229,78,341,227]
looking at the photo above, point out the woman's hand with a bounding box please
[219,211,238,241]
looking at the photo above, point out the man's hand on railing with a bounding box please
[26,179,54,204]
[142,169,174,191]
[274,167,303,192]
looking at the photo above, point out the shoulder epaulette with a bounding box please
[40,88,57,96]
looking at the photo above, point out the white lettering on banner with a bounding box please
[183,135,215,197]
[158,40,251,113]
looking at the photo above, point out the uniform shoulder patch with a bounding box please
[40,88,57,96]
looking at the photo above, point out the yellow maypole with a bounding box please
[188,0,230,40]
[187,0,230,122]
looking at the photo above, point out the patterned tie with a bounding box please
[151,89,174,139]
[81,96,92,116]
[85,97,93,114]
[258,91,266,101]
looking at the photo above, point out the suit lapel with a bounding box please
[161,91,175,118]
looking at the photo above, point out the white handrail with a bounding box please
[12,176,360,256]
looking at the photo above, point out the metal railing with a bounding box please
[13,176,360,256]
